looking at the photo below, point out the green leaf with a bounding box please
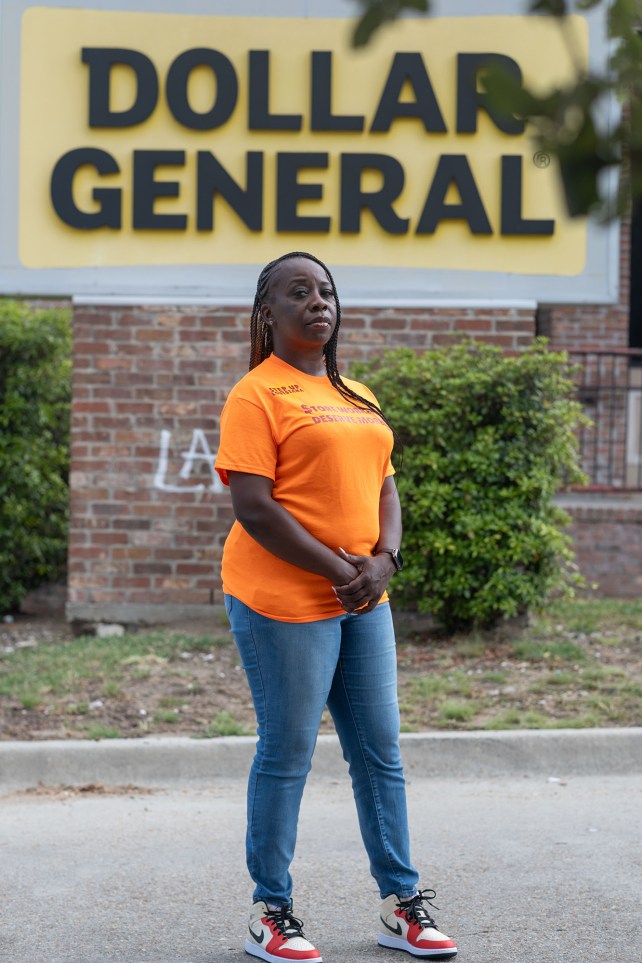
[528,0,569,15]
[351,0,430,48]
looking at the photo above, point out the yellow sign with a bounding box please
[19,8,588,273]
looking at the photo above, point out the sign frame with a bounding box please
[0,0,620,304]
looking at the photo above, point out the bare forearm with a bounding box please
[235,498,355,583]
[376,481,402,554]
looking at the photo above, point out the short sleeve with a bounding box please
[215,396,277,487]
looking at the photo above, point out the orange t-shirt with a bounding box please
[215,354,394,622]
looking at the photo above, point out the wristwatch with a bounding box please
[378,548,404,572]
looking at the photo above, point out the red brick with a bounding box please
[135,328,175,342]
[112,547,150,560]
[73,401,112,414]
[371,317,409,330]
[92,533,129,545]
[176,564,214,576]
[74,341,111,354]
[454,318,493,332]
[495,319,535,333]
[129,591,170,603]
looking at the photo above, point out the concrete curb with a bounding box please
[1,728,641,791]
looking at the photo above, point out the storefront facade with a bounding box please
[1,0,639,623]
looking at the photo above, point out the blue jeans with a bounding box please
[224,595,419,905]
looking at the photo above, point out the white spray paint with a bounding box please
[153,429,224,493]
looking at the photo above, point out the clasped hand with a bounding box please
[332,547,395,615]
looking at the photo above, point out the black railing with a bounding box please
[568,349,642,490]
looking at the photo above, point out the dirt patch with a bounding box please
[1,614,254,740]
[2,604,642,739]
[1,615,68,647]
[5,783,157,800]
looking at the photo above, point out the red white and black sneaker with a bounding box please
[245,901,322,962]
[378,889,458,959]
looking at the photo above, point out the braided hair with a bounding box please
[249,251,394,432]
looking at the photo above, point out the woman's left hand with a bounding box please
[332,548,396,615]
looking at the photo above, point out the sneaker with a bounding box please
[378,889,457,959]
[245,901,322,962]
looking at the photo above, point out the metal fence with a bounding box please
[568,348,642,490]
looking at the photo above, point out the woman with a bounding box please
[215,252,457,963]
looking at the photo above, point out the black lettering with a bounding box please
[371,53,447,133]
[82,48,158,128]
[276,153,330,232]
[166,49,237,130]
[501,155,555,235]
[417,155,492,234]
[249,51,303,130]
[340,154,409,234]
[197,152,263,231]
[311,52,364,131]
[50,148,121,229]
[133,150,187,230]
[457,53,525,135]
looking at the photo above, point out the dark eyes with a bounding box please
[292,287,335,299]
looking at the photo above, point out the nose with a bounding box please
[309,286,327,311]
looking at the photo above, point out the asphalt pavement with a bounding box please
[1,730,641,963]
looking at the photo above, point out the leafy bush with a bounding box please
[0,300,72,613]
[351,341,587,630]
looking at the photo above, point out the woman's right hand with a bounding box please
[333,549,395,614]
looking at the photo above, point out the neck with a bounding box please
[272,349,327,377]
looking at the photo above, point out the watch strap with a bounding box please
[377,548,403,571]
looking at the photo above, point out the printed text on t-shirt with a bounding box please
[300,403,385,426]
[269,384,303,396]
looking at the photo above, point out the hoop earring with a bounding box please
[259,306,272,327]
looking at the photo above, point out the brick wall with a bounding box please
[67,249,642,624]
[546,216,631,353]
[67,303,536,625]
[558,495,642,597]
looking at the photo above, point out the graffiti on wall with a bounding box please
[153,429,224,493]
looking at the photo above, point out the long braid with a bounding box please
[249,251,395,435]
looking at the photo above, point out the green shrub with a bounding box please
[351,341,587,630]
[0,300,72,613]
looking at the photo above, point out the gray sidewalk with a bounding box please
[1,727,642,791]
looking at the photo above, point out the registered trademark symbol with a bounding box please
[533,151,551,169]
